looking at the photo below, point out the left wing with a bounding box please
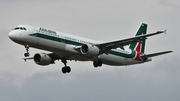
[97,30,166,52]
[23,53,61,62]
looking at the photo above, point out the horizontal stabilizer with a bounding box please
[141,51,173,58]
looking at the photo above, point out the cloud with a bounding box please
[0,58,180,101]
[159,0,180,9]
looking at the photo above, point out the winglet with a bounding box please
[164,30,167,34]
[156,30,167,34]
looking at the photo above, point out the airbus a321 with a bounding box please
[9,23,172,74]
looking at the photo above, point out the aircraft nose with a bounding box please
[9,31,18,41]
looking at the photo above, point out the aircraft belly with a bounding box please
[99,54,143,66]
[99,54,125,66]
[57,44,93,61]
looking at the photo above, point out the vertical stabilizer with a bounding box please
[129,23,147,53]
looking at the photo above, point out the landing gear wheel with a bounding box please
[97,60,102,67]
[62,66,71,74]
[93,60,102,67]
[24,53,30,57]
[93,61,98,67]
[66,66,71,73]
[62,67,67,74]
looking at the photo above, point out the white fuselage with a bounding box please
[9,25,149,66]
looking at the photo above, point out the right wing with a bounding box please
[97,30,166,53]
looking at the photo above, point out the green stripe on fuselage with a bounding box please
[29,33,135,58]
[29,33,82,46]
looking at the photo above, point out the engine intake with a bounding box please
[34,53,52,66]
[80,44,100,56]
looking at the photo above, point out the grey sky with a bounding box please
[0,0,179,101]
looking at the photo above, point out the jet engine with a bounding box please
[33,53,52,66]
[80,44,100,56]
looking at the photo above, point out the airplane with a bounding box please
[9,23,172,74]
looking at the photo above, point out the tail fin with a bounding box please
[129,23,147,53]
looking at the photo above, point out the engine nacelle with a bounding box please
[80,44,100,56]
[33,53,52,66]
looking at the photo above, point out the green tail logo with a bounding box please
[129,23,147,53]
[129,23,147,61]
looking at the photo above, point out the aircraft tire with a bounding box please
[97,60,102,67]
[62,67,67,74]
[62,66,71,74]
[93,60,102,67]
[93,61,98,67]
[24,53,30,57]
[66,66,71,73]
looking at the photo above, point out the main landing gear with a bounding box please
[93,60,102,67]
[24,44,30,57]
[61,59,71,74]
[61,59,102,74]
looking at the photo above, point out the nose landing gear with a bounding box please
[24,44,30,57]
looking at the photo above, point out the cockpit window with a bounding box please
[13,27,26,30]
[23,27,26,30]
